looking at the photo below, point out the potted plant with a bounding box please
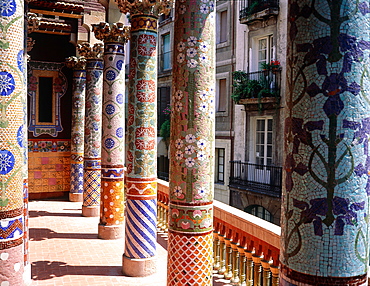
[269,60,281,73]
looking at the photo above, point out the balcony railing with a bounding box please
[229,161,282,197]
[157,179,281,285]
[232,69,281,103]
[239,0,279,23]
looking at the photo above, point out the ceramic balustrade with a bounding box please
[156,179,281,285]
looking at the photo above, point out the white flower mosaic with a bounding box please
[184,145,195,155]
[174,90,183,100]
[187,59,198,68]
[187,36,197,46]
[175,138,184,149]
[187,48,197,58]
[185,134,196,143]
[200,4,209,14]
[175,150,183,160]
[177,53,185,63]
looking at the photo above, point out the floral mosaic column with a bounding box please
[65,56,86,202]
[92,22,130,239]
[78,43,104,217]
[0,0,27,284]
[281,1,370,285]
[117,0,170,276]
[167,0,215,285]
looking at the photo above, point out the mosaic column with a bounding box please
[92,22,130,239]
[117,0,170,276]
[167,0,215,284]
[78,43,104,217]
[0,0,26,284]
[281,1,370,285]
[65,56,86,202]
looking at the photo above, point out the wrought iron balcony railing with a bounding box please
[232,69,281,102]
[239,0,279,23]
[229,160,282,197]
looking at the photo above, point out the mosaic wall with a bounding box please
[0,0,26,284]
[281,0,370,283]
[167,0,216,284]
[28,140,71,194]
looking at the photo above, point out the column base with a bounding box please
[82,205,99,217]
[122,254,157,277]
[98,223,124,240]
[69,193,83,202]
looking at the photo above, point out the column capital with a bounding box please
[65,56,87,70]
[92,22,130,44]
[117,0,172,17]
[77,42,104,60]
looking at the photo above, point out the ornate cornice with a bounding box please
[65,56,87,70]
[77,42,104,60]
[92,22,130,44]
[116,0,172,17]
[27,12,40,33]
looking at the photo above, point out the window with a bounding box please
[216,78,227,112]
[253,35,274,71]
[215,148,225,183]
[38,77,53,123]
[161,33,171,71]
[217,10,228,44]
[28,65,66,137]
[245,205,273,222]
[157,86,171,131]
[255,118,273,166]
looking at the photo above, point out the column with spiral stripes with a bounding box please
[167,0,216,284]
[117,0,171,277]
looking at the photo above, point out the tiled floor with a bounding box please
[29,199,229,286]
[29,200,168,286]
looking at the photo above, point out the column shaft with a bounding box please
[281,0,370,285]
[0,0,26,284]
[122,14,158,276]
[99,39,126,239]
[69,67,86,202]
[167,0,216,284]
[82,57,103,217]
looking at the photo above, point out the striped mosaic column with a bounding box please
[0,0,27,284]
[281,1,370,285]
[65,57,86,202]
[92,22,130,239]
[78,43,104,217]
[117,0,170,276]
[167,0,215,284]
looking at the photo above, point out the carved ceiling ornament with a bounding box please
[92,22,130,43]
[65,56,87,70]
[116,0,172,17]
[77,42,104,59]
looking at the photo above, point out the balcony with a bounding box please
[232,69,281,111]
[157,180,281,285]
[239,0,279,25]
[229,161,282,198]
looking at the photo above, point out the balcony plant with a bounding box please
[231,70,280,111]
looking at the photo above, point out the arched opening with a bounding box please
[245,205,273,223]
